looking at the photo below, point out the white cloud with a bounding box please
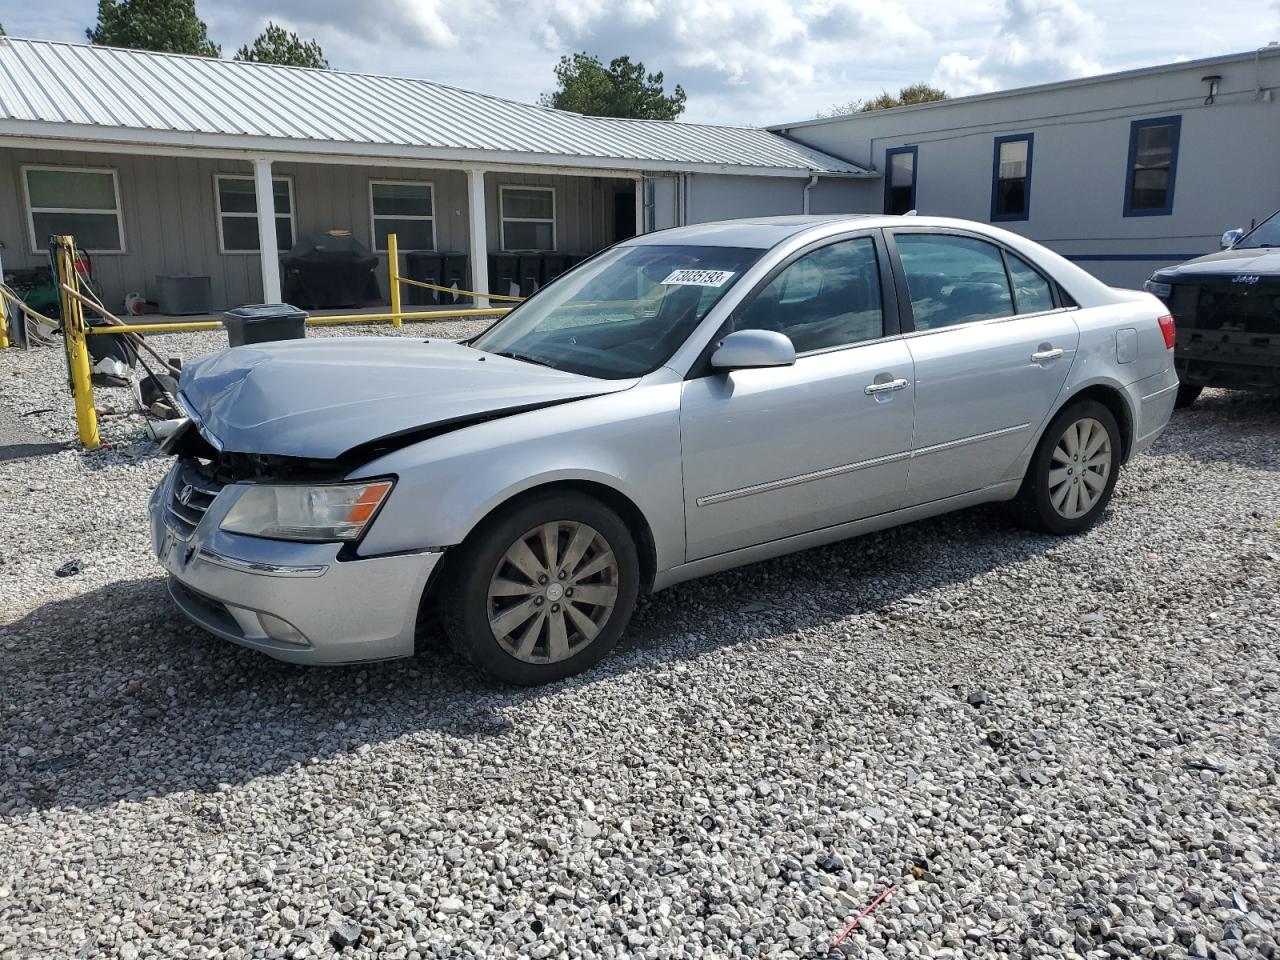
[930,0,1103,96]
[5,0,1275,124]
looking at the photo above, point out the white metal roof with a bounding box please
[0,37,869,178]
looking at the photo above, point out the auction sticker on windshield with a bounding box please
[660,269,735,287]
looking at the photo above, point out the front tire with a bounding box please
[1011,400,1121,535]
[441,491,640,685]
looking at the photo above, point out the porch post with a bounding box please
[252,158,282,303]
[467,168,489,308]
[634,175,646,235]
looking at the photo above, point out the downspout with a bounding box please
[802,171,819,214]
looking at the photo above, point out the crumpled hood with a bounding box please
[178,337,633,459]
[1158,248,1280,278]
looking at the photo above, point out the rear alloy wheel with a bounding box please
[1011,400,1121,535]
[442,493,639,685]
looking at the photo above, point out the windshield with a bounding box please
[1236,210,1280,248]
[471,244,763,379]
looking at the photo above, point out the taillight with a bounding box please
[1157,314,1176,350]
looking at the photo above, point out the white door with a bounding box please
[680,234,916,560]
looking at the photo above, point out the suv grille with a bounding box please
[166,460,224,540]
[1170,279,1280,333]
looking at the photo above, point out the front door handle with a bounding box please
[1031,347,1064,363]
[864,377,910,396]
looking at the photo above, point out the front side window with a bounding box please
[370,181,435,251]
[991,135,1032,221]
[895,233,1014,331]
[733,238,884,353]
[884,147,917,215]
[501,186,555,251]
[471,244,761,379]
[24,166,125,253]
[216,175,295,253]
[1124,116,1180,216]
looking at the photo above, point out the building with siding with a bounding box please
[770,47,1280,287]
[0,37,871,312]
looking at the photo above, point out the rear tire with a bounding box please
[440,491,640,685]
[1011,400,1121,535]
[1174,383,1202,409]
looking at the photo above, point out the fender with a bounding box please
[348,373,686,573]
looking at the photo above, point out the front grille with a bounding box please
[166,460,224,540]
[1170,279,1280,334]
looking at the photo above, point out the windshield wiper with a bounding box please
[492,350,559,370]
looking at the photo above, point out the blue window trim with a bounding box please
[990,133,1033,222]
[883,145,918,215]
[1123,115,1181,218]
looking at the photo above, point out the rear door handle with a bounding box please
[864,378,910,395]
[1031,348,1064,363]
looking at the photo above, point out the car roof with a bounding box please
[626,214,997,249]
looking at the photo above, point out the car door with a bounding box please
[886,229,1081,505]
[680,232,916,561]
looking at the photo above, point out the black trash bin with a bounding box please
[542,253,572,284]
[488,253,521,301]
[223,303,308,347]
[405,250,443,306]
[439,253,470,303]
[515,254,544,297]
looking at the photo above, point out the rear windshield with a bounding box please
[471,244,763,379]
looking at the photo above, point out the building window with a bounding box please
[883,146,917,215]
[991,134,1033,222]
[500,186,555,251]
[370,180,435,252]
[23,165,125,253]
[1124,116,1181,217]
[215,175,295,253]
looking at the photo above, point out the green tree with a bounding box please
[234,22,328,68]
[816,83,949,118]
[540,53,686,120]
[86,0,220,57]
[0,23,6,36]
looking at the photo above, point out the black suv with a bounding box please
[1145,211,1280,408]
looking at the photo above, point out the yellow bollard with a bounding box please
[387,232,402,329]
[55,237,100,450]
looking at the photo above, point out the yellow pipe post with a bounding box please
[55,237,100,450]
[387,232,402,329]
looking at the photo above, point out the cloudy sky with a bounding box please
[6,0,1277,126]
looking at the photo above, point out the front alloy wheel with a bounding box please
[487,521,620,664]
[442,492,640,685]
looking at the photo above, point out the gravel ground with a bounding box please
[1,326,1278,960]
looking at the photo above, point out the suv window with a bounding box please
[1006,253,1055,313]
[733,237,884,353]
[895,233,1014,331]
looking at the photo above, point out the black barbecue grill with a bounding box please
[282,231,379,308]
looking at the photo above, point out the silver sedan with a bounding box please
[151,215,1178,684]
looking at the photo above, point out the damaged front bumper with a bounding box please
[149,461,441,664]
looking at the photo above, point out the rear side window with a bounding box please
[733,237,884,353]
[895,234,1014,331]
[1006,253,1055,313]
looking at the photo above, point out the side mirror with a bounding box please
[1221,228,1245,249]
[710,329,796,371]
